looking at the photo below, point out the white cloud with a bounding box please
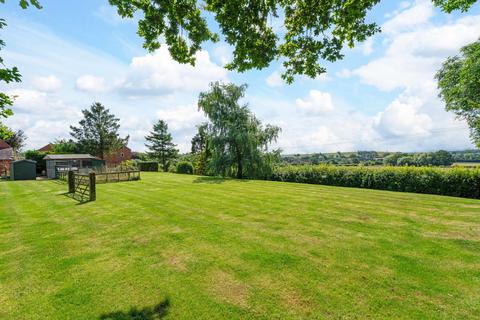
[354,12,480,92]
[156,105,205,132]
[336,68,353,79]
[265,71,284,87]
[382,0,433,34]
[374,95,433,137]
[8,88,80,117]
[31,75,61,92]
[345,1,476,151]
[75,75,108,93]
[212,44,232,65]
[295,90,334,114]
[4,88,83,148]
[116,47,227,97]
[361,38,375,55]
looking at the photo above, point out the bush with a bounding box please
[136,161,159,172]
[271,165,480,199]
[176,161,194,174]
[25,150,47,174]
[121,160,138,171]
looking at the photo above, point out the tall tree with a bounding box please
[191,122,209,154]
[436,39,480,147]
[198,82,280,179]
[145,120,178,172]
[190,122,211,175]
[109,0,476,83]
[5,129,26,154]
[70,102,129,159]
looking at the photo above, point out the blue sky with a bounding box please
[1,0,479,153]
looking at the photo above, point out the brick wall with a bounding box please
[103,146,132,165]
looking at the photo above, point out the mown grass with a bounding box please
[1,172,479,319]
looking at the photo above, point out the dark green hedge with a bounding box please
[137,161,159,172]
[271,165,480,199]
[176,161,194,174]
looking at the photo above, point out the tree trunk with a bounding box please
[237,161,243,179]
[162,157,167,172]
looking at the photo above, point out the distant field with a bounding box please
[1,173,480,319]
[453,162,480,167]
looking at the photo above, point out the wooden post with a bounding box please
[89,172,96,201]
[68,171,75,193]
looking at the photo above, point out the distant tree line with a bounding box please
[282,150,480,167]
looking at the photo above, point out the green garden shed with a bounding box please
[10,159,37,181]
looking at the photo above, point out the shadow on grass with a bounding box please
[193,176,251,184]
[99,299,170,320]
[58,192,91,205]
[193,176,226,184]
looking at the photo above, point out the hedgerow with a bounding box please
[270,165,480,199]
[136,161,159,172]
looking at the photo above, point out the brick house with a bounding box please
[103,146,132,166]
[0,139,14,176]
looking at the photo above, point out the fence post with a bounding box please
[89,172,96,201]
[68,171,75,193]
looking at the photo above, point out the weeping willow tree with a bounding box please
[198,82,281,179]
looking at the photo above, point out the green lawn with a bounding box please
[1,173,479,319]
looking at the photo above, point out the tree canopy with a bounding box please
[436,39,480,148]
[51,139,78,154]
[109,0,477,83]
[198,82,280,179]
[70,102,129,159]
[3,129,26,152]
[145,119,178,172]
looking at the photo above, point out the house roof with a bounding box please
[0,139,11,150]
[0,147,13,160]
[38,143,54,152]
[43,154,100,160]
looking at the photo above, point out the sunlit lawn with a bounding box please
[1,172,479,319]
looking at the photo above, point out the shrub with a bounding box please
[168,164,177,173]
[25,150,47,174]
[136,161,159,172]
[176,161,194,174]
[270,165,480,199]
[121,160,138,171]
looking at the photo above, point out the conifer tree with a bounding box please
[145,120,178,172]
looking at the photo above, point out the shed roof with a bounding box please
[43,154,99,160]
[12,159,36,164]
